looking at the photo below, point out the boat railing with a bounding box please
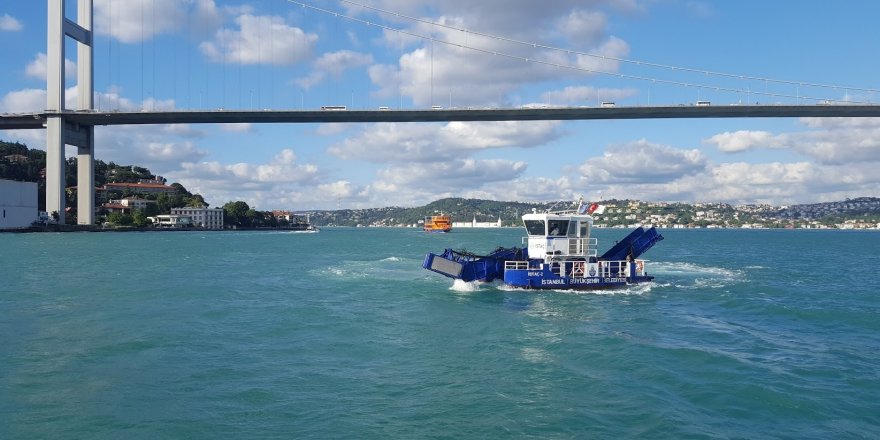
[503,257,649,278]
[522,237,598,258]
[568,238,598,256]
[548,259,647,278]
[596,260,630,278]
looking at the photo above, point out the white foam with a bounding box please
[450,279,483,292]
[549,282,654,296]
[650,261,745,289]
[650,261,742,278]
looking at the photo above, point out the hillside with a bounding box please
[0,140,161,187]
[5,139,879,229]
[305,197,880,229]
[306,198,575,227]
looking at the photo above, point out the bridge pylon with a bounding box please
[47,0,94,225]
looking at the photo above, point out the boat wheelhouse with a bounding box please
[422,202,663,290]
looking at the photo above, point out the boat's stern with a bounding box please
[423,250,466,280]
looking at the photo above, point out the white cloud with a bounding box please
[1,88,47,113]
[200,14,317,65]
[174,148,319,186]
[350,158,534,207]
[0,13,23,31]
[24,52,76,81]
[705,130,782,153]
[574,36,630,73]
[362,2,634,107]
[800,117,880,129]
[93,125,209,170]
[374,158,527,192]
[164,148,332,209]
[93,0,194,43]
[560,10,607,47]
[1,85,143,114]
[329,120,562,162]
[577,139,708,184]
[568,137,880,206]
[296,50,374,89]
[706,119,880,164]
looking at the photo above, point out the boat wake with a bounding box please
[317,256,424,281]
[449,279,484,292]
[648,261,746,289]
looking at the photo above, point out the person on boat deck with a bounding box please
[550,226,560,235]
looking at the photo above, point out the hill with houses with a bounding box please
[3,139,879,229]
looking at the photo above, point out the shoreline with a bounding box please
[4,224,879,233]
[0,225,318,233]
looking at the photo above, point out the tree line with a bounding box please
[1,139,290,228]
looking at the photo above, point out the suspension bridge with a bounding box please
[2,0,879,224]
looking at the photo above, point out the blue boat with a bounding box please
[423,201,664,290]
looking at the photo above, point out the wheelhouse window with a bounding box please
[547,220,569,236]
[524,220,545,236]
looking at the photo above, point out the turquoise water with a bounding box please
[1,228,879,438]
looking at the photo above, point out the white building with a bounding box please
[171,207,224,229]
[116,197,152,210]
[103,197,155,214]
[452,216,503,228]
[0,179,38,229]
[148,214,193,228]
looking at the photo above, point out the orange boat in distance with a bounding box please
[424,214,452,233]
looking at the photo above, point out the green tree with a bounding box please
[223,201,251,227]
[186,194,207,208]
[107,211,124,225]
[171,182,191,196]
[156,193,171,213]
[132,209,148,227]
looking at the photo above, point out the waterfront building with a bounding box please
[102,197,155,214]
[0,179,38,229]
[171,207,224,229]
[148,214,193,228]
[452,216,503,228]
[272,210,294,222]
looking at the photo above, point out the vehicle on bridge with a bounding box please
[320,105,347,111]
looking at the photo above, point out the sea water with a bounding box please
[1,228,878,439]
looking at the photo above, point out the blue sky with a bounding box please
[2,0,879,210]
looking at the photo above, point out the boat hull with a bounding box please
[503,265,653,290]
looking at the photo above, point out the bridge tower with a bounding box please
[47,0,94,225]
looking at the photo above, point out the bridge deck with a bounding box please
[3,104,880,129]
